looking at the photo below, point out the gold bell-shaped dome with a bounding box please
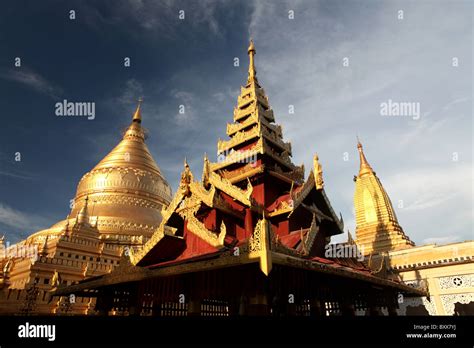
[69,100,172,242]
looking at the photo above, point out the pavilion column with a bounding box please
[250,271,270,315]
[152,300,162,317]
[367,305,381,316]
[95,291,113,316]
[340,298,356,316]
[128,289,140,316]
[271,294,284,317]
[388,304,398,316]
[387,294,399,316]
[286,296,297,316]
[227,297,240,316]
[367,293,382,316]
[248,293,270,316]
[238,295,248,316]
[370,306,382,316]
[187,298,202,316]
[310,298,324,316]
[244,208,253,237]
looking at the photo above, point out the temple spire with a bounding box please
[353,140,414,255]
[356,139,374,177]
[247,39,257,83]
[77,196,90,225]
[132,97,143,123]
[123,98,146,141]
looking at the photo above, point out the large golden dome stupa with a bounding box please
[70,101,172,241]
[26,101,172,245]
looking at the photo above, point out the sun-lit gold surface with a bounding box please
[313,154,324,190]
[132,41,345,280]
[353,142,474,315]
[70,103,172,240]
[0,102,173,314]
[2,39,470,317]
[354,141,414,255]
[22,102,172,245]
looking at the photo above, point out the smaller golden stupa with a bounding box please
[353,140,414,255]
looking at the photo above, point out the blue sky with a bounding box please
[0,0,472,245]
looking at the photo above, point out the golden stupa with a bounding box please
[353,140,414,255]
[25,101,172,246]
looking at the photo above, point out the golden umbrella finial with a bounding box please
[248,39,257,82]
[132,97,143,123]
[248,39,256,54]
[356,137,374,177]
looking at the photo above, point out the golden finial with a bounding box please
[202,153,210,186]
[132,97,143,123]
[356,138,374,177]
[247,39,257,82]
[313,153,324,190]
[248,39,256,54]
[63,215,70,233]
[77,196,90,224]
[180,157,193,196]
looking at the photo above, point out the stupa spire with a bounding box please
[353,140,414,255]
[132,97,143,123]
[213,40,302,185]
[77,196,90,225]
[357,139,374,177]
[247,39,257,83]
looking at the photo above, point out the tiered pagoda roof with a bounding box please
[128,41,355,275]
[53,42,426,307]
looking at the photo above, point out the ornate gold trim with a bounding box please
[189,181,216,207]
[208,172,253,206]
[301,214,319,255]
[290,171,315,212]
[217,124,260,154]
[262,140,295,170]
[261,125,292,155]
[249,218,273,275]
[233,101,274,123]
[130,224,164,265]
[313,154,324,190]
[270,163,304,184]
[221,163,265,183]
[186,215,226,248]
[268,200,293,217]
[160,190,185,226]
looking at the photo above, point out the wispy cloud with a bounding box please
[0,202,51,236]
[171,90,196,125]
[116,78,144,106]
[246,0,472,245]
[0,170,34,180]
[0,153,36,180]
[0,68,62,99]
[78,0,226,38]
[0,0,470,248]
